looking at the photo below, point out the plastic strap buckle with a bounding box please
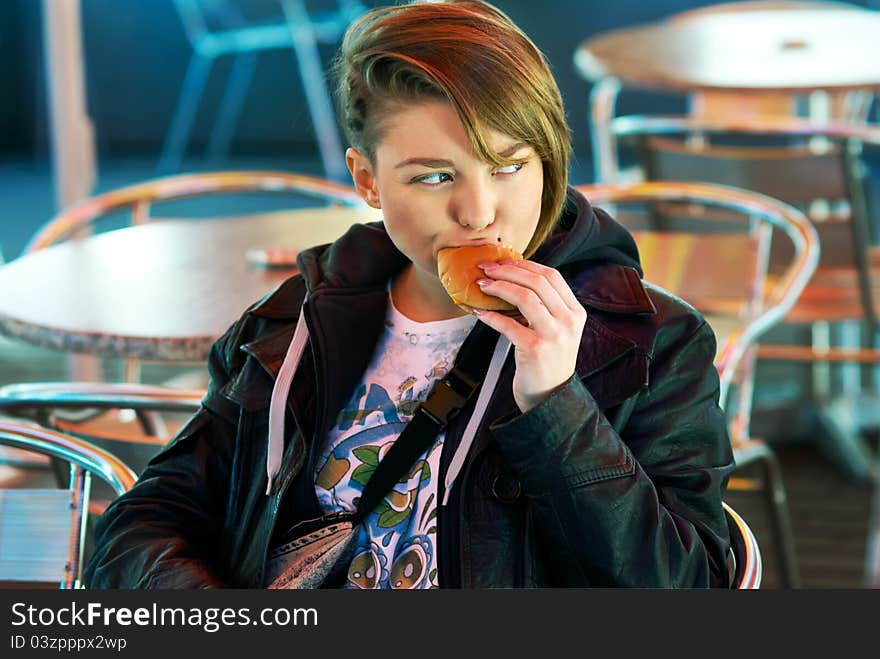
[419,367,479,426]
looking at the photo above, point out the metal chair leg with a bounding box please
[206,53,258,163]
[733,440,801,587]
[588,76,622,184]
[811,320,832,400]
[814,400,875,483]
[864,465,880,587]
[157,53,214,174]
[758,447,801,588]
[839,319,863,397]
[282,0,347,182]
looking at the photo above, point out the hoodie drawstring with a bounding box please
[265,303,511,500]
[266,301,309,495]
[442,335,512,506]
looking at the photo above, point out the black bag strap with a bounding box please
[354,323,499,520]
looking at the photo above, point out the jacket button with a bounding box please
[491,474,522,503]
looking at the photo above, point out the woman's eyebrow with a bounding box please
[497,142,530,158]
[394,143,531,170]
[394,157,454,169]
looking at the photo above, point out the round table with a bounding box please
[574,2,880,182]
[575,4,880,95]
[0,206,382,362]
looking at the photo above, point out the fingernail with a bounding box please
[472,308,485,316]
[477,262,497,270]
[476,278,491,287]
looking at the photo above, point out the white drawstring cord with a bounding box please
[441,335,512,506]
[265,306,510,500]
[266,303,309,495]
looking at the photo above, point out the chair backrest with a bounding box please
[0,382,206,478]
[24,170,366,254]
[0,382,205,416]
[0,419,137,588]
[608,115,880,327]
[575,181,819,440]
[723,501,763,589]
[172,0,366,47]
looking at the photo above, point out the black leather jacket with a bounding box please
[85,188,734,588]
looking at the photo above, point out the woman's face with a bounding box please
[347,100,543,292]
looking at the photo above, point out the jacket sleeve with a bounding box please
[490,317,734,587]
[84,324,242,589]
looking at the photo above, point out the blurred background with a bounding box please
[3,0,878,252]
[13,0,872,256]
[1,0,880,589]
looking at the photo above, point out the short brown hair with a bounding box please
[333,0,571,256]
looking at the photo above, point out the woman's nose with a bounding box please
[453,179,496,230]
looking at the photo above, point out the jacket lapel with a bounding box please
[228,283,390,448]
[567,262,656,315]
[571,263,655,407]
[577,316,650,410]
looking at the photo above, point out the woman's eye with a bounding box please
[414,172,453,185]
[493,162,524,176]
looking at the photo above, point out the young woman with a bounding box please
[85,0,734,589]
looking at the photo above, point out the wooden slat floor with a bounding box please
[725,440,879,589]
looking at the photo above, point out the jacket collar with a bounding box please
[239,266,653,386]
[568,261,656,316]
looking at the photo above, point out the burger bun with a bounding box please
[437,243,524,316]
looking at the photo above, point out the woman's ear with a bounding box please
[346,147,381,209]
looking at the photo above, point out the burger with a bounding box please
[437,243,525,318]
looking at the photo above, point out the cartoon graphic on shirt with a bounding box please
[315,453,350,491]
[336,383,402,430]
[398,376,417,398]
[317,422,431,508]
[425,357,450,381]
[389,535,433,589]
[316,420,440,588]
[314,304,474,589]
[348,541,388,589]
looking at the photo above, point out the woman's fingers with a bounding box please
[470,261,588,413]
[481,260,583,311]
[476,260,585,335]
[478,260,564,318]
[476,277,554,331]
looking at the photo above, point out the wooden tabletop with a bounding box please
[0,206,382,362]
[575,4,880,94]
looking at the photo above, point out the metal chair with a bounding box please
[13,171,367,472]
[576,180,820,587]
[0,419,137,588]
[0,382,204,498]
[160,0,367,179]
[724,501,763,589]
[604,114,880,483]
[25,169,364,254]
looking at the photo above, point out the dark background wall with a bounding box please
[3,0,870,162]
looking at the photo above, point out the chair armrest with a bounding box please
[0,382,205,414]
[723,501,763,589]
[0,419,137,496]
[612,114,880,145]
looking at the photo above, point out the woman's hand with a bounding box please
[472,259,587,413]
